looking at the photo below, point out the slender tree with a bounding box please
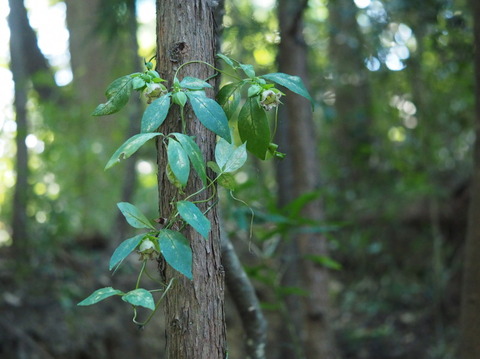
[8,0,30,263]
[275,0,338,358]
[328,0,372,181]
[459,0,480,357]
[155,1,226,357]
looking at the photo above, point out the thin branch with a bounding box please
[221,230,268,359]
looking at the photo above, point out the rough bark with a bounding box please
[275,0,338,358]
[8,0,30,263]
[458,0,480,357]
[155,1,226,358]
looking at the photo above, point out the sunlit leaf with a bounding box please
[215,138,247,173]
[217,53,236,68]
[92,75,134,116]
[78,287,123,306]
[177,201,210,239]
[180,76,213,90]
[105,133,162,169]
[109,234,145,271]
[238,97,270,160]
[261,72,314,109]
[239,63,256,78]
[158,229,193,279]
[122,288,155,310]
[167,139,190,187]
[172,133,207,185]
[141,94,171,133]
[117,202,156,230]
[187,92,232,143]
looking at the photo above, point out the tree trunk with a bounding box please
[458,0,480,357]
[155,1,226,358]
[112,0,142,243]
[275,0,338,358]
[8,0,31,265]
[328,0,372,181]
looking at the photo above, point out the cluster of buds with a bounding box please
[260,89,282,111]
[138,238,159,261]
[144,83,168,104]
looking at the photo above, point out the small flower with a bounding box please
[144,83,167,104]
[138,239,159,261]
[260,89,282,111]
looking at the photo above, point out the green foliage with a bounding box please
[79,55,313,327]
[177,201,211,239]
[122,288,155,310]
[117,202,155,230]
[261,72,314,109]
[105,132,162,169]
[172,133,207,185]
[141,94,171,133]
[109,234,145,271]
[78,287,124,306]
[238,97,270,159]
[92,75,136,116]
[167,138,190,187]
[158,229,193,279]
[214,138,248,173]
[186,91,232,143]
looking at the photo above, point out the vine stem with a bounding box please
[174,60,242,82]
[132,277,175,327]
[136,260,147,289]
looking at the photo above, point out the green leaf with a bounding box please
[215,138,247,173]
[92,75,134,116]
[172,133,207,185]
[217,53,236,68]
[238,97,270,160]
[141,94,171,133]
[207,161,222,174]
[122,288,155,310]
[109,234,145,271]
[78,287,123,306]
[216,82,243,118]
[117,202,156,230]
[132,77,146,90]
[167,139,190,187]
[105,133,162,169]
[261,72,314,109]
[177,201,211,239]
[305,255,342,270]
[158,229,193,279]
[180,76,213,90]
[186,92,232,143]
[217,172,236,190]
[248,84,262,98]
[240,64,256,78]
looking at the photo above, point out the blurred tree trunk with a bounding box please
[155,1,226,358]
[275,0,338,358]
[8,0,30,264]
[328,0,372,182]
[459,0,480,357]
[65,0,136,236]
[112,0,142,243]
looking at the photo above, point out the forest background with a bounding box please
[0,0,477,358]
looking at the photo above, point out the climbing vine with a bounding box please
[77,54,313,326]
